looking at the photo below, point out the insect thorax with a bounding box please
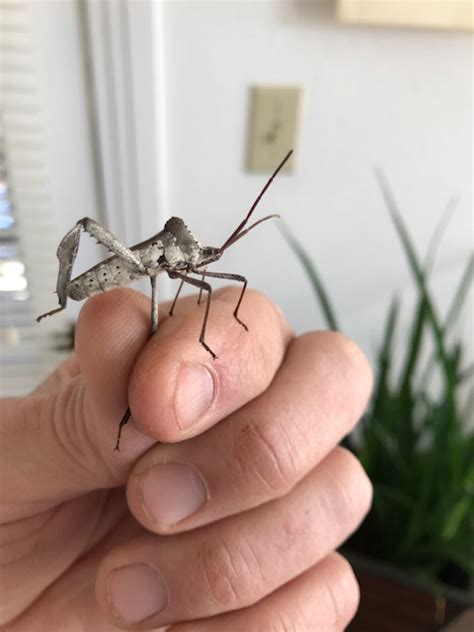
[140,241,164,267]
[162,217,202,267]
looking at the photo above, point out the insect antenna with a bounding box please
[220,149,293,251]
[221,213,280,250]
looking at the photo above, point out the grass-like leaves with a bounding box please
[280,179,474,587]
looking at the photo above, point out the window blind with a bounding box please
[0,1,70,397]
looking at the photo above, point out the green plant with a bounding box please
[280,175,474,588]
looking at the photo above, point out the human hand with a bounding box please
[1,287,372,631]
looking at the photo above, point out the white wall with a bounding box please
[31,1,472,365]
[157,0,472,362]
[28,0,100,321]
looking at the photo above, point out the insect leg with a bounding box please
[114,273,160,452]
[169,268,206,316]
[197,268,206,305]
[114,408,131,452]
[150,273,159,333]
[169,278,185,316]
[36,223,82,321]
[77,217,145,272]
[37,217,146,322]
[168,271,217,359]
[195,270,248,331]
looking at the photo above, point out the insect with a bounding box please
[37,150,292,450]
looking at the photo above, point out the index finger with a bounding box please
[126,286,293,442]
[0,286,292,514]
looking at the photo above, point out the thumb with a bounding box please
[0,289,158,518]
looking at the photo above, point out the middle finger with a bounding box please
[127,331,372,533]
[97,446,373,629]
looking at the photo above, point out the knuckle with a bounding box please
[235,420,301,495]
[51,382,120,488]
[51,383,88,469]
[199,534,265,609]
[326,447,373,527]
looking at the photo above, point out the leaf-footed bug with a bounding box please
[37,150,293,450]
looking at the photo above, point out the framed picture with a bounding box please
[337,0,473,31]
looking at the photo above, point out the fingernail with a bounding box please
[139,462,209,527]
[175,364,215,429]
[107,563,168,624]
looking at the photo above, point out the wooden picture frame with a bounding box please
[337,0,473,31]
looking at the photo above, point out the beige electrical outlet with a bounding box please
[247,85,302,172]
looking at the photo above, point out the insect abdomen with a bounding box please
[68,260,143,301]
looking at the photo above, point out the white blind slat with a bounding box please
[0,0,70,397]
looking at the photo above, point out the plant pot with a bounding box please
[344,551,473,631]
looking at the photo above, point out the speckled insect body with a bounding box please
[67,218,206,301]
[37,150,292,450]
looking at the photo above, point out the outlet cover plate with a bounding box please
[247,85,302,173]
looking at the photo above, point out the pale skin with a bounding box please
[0,286,373,631]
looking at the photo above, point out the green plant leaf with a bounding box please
[395,296,428,459]
[420,254,474,389]
[363,297,400,468]
[375,296,399,393]
[375,483,416,511]
[398,296,427,395]
[375,170,457,411]
[444,253,474,333]
[281,182,474,586]
[424,196,459,274]
[278,221,340,331]
[441,497,472,541]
